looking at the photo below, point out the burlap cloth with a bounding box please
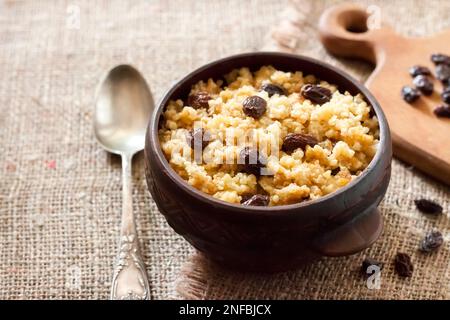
[0,0,449,300]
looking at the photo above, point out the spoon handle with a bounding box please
[110,154,150,300]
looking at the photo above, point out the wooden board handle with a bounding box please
[319,3,391,64]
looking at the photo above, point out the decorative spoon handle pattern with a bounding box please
[110,154,150,300]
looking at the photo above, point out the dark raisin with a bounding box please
[409,65,432,77]
[442,87,450,104]
[301,84,332,105]
[413,75,433,95]
[361,257,383,275]
[282,133,318,153]
[431,53,450,65]
[401,86,420,103]
[242,194,270,206]
[414,199,443,214]
[331,167,340,176]
[242,96,267,119]
[240,194,253,204]
[187,91,211,109]
[186,128,211,150]
[368,107,376,118]
[394,252,413,277]
[434,105,450,118]
[436,64,450,83]
[238,147,266,176]
[260,83,285,97]
[420,230,444,253]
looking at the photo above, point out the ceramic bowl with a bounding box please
[144,52,392,272]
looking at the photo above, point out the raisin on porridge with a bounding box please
[159,66,379,206]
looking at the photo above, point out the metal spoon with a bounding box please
[94,65,154,300]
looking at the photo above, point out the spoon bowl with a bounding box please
[95,65,153,155]
[94,64,154,299]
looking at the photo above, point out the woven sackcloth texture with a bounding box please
[0,0,449,300]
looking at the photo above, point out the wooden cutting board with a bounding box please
[319,3,450,185]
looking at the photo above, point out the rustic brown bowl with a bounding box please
[144,52,392,273]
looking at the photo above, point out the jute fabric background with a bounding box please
[0,0,449,299]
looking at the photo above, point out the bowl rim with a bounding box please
[147,51,390,215]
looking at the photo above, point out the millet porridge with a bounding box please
[159,66,379,206]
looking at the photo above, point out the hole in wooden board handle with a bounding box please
[318,3,379,63]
